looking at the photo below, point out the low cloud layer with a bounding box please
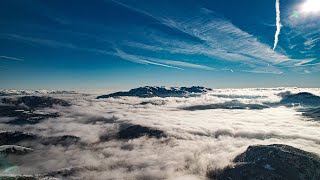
[1,88,320,179]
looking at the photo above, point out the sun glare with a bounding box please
[301,0,320,13]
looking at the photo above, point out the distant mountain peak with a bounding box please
[97,86,212,98]
[0,90,77,96]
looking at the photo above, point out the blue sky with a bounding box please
[0,0,319,89]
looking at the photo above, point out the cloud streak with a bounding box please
[0,34,113,56]
[114,49,184,70]
[273,0,281,51]
[114,49,216,71]
[0,56,24,61]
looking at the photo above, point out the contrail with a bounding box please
[273,0,281,51]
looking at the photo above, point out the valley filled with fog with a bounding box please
[1,87,320,179]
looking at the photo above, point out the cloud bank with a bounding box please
[1,88,320,179]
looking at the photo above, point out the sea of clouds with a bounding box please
[1,87,320,179]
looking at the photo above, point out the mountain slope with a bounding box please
[97,86,212,98]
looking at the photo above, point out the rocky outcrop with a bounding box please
[0,105,60,125]
[0,96,70,125]
[302,107,320,121]
[0,131,80,147]
[279,92,320,107]
[0,175,36,180]
[0,145,34,155]
[209,144,320,180]
[0,131,37,145]
[117,125,167,139]
[100,125,167,141]
[40,135,80,146]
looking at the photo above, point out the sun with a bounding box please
[301,0,320,13]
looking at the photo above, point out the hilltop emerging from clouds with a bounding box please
[97,86,212,98]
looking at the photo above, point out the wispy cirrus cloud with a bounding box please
[0,56,24,61]
[114,49,184,70]
[3,0,318,74]
[2,34,77,49]
[0,33,216,72]
[114,49,216,71]
[111,0,316,74]
[157,60,215,71]
[0,33,112,56]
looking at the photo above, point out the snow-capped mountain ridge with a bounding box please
[97,86,212,98]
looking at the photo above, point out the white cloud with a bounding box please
[1,88,320,179]
[157,60,215,71]
[111,0,317,74]
[114,49,216,71]
[0,34,113,56]
[273,0,282,51]
[114,49,184,70]
[0,56,24,61]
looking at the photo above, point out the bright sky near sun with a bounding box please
[0,0,319,89]
[301,0,320,13]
